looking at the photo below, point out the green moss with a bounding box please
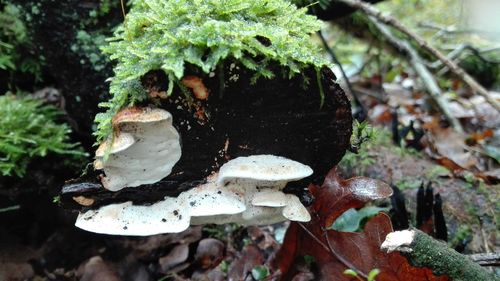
[408,230,497,281]
[95,0,329,142]
[71,30,108,71]
[0,0,45,83]
[0,2,44,81]
[0,94,87,178]
[394,178,422,191]
[338,121,377,175]
[0,3,27,69]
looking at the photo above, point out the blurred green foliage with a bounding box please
[0,2,44,82]
[0,94,86,178]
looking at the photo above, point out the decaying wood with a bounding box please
[61,64,353,210]
[381,229,497,281]
[335,0,500,112]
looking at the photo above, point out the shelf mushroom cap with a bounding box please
[217,155,313,185]
[76,155,313,235]
[94,108,182,191]
[76,198,191,235]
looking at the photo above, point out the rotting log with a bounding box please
[381,229,498,281]
[61,63,353,211]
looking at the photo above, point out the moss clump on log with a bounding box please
[95,0,330,142]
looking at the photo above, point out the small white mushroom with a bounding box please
[76,155,313,235]
[95,108,182,191]
[94,132,135,170]
[252,190,288,207]
[191,155,312,226]
[281,194,310,222]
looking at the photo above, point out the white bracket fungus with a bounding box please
[76,155,313,236]
[94,108,182,191]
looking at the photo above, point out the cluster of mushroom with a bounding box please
[77,108,313,236]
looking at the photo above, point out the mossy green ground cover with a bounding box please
[0,95,86,178]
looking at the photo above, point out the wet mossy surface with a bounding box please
[405,230,497,281]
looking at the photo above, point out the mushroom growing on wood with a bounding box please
[94,107,182,191]
[192,155,313,225]
[76,155,313,235]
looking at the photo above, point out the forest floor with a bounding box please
[1,77,498,281]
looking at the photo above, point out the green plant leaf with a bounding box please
[251,265,270,280]
[331,206,389,232]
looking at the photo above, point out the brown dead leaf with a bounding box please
[467,129,494,145]
[194,238,225,270]
[272,168,450,281]
[78,256,121,281]
[123,226,202,259]
[425,128,476,171]
[0,262,34,281]
[228,245,264,281]
[369,104,392,123]
[247,226,280,253]
[159,244,190,273]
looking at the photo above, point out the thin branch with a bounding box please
[297,222,367,278]
[468,252,500,267]
[317,30,367,121]
[381,230,497,280]
[418,22,500,38]
[366,16,464,132]
[335,0,500,112]
[120,0,126,19]
[429,44,500,72]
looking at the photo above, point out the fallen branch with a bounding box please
[334,0,500,112]
[468,253,500,267]
[366,16,464,132]
[317,30,367,121]
[418,22,500,39]
[381,229,497,281]
[429,44,500,73]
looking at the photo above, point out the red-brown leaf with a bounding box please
[272,168,449,281]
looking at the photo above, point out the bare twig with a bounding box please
[297,222,368,278]
[335,0,500,112]
[468,253,500,267]
[429,44,500,73]
[366,16,464,132]
[317,30,367,121]
[418,22,500,38]
[120,0,126,19]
